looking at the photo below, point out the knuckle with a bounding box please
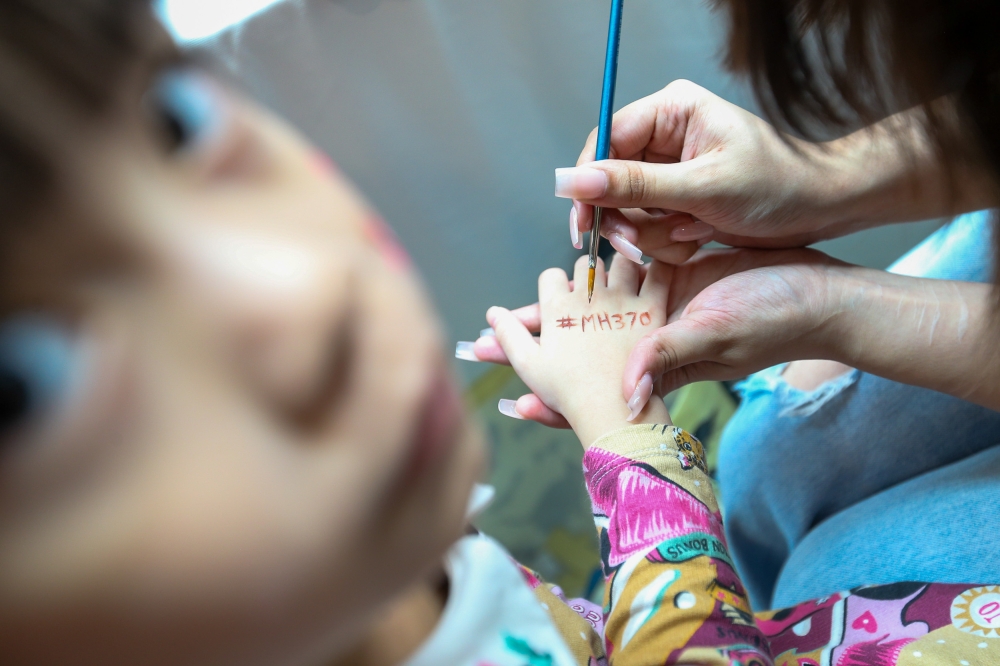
[644,331,680,373]
[663,78,700,97]
[619,163,649,203]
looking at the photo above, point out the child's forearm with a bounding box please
[584,424,771,664]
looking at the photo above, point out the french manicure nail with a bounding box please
[498,399,524,419]
[609,232,644,264]
[670,221,715,242]
[569,208,582,249]
[480,328,496,338]
[627,373,654,421]
[455,341,479,362]
[555,167,608,199]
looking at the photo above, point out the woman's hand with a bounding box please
[555,81,993,262]
[621,251,1000,416]
[466,246,1000,424]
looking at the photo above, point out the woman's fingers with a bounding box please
[569,205,584,250]
[455,303,542,365]
[510,303,541,332]
[606,229,644,265]
[465,335,509,364]
[556,159,706,215]
[498,394,571,429]
[601,209,706,265]
[622,319,716,410]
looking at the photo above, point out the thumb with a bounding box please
[622,319,716,402]
[555,159,704,212]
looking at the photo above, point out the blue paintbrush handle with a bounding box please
[596,0,624,162]
[587,0,624,301]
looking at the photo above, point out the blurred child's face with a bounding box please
[0,57,484,665]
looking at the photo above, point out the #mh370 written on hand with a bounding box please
[556,311,652,332]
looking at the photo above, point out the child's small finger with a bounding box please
[486,306,538,369]
[639,259,673,303]
[538,268,570,303]
[571,255,605,293]
[607,252,641,295]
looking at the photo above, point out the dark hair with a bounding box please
[716,0,1000,195]
[0,0,159,221]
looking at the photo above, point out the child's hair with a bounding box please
[0,0,159,221]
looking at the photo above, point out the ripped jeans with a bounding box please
[718,210,1000,610]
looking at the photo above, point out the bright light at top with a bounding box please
[157,0,284,42]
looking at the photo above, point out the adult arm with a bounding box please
[623,252,1000,414]
[556,80,997,258]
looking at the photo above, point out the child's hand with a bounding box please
[488,254,672,447]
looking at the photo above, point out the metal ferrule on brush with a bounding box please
[587,207,603,302]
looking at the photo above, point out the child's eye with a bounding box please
[149,69,227,154]
[0,317,76,432]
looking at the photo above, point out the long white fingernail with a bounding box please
[455,341,479,362]
[555,166,608,199]
[627,373,654,421]
[609,232,644,264]
[498,399,524,419]
[480,328,496,338]
[570,208,583,249]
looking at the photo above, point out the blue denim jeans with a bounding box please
[717,211,1000,610]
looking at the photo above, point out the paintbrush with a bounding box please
[588,0,624,302]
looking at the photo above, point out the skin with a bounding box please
[476,247,1000,422]
[0,23,684,665]
[558,80,997,252]
[480,80,1000,420]
[488,254,673,447]
[0,41,488,666]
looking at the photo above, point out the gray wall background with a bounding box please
[201,0,941,384]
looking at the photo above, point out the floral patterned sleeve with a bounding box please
[584,423,769,665]
[584,424,1000,666]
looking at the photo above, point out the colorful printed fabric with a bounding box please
[579,424,1000,665]
[406,424,1000,665]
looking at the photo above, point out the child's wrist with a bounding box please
[567,394,672,448]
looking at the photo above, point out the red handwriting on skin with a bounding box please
[560,312,652,332]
